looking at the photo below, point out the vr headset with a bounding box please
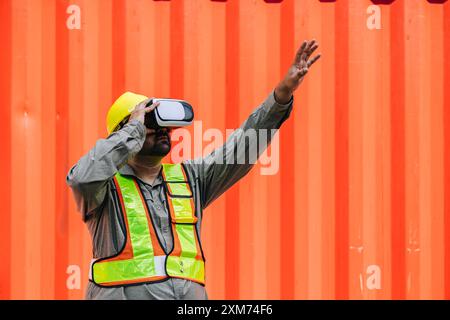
[145,98,194,129]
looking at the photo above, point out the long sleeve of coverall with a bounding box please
[184,90,294,209]
[67,118,146,220]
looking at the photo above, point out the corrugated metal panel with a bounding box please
[0,0,449,300]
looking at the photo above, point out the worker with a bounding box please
[67,40,320,300]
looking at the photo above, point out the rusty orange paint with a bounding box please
[335,0,349,300]
[0,0,12,300]
[445,0,450,300]
[0,0,450,299]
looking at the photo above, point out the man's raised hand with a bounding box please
[288,39,321,91]
[128,98,160,126]
[275,39,321,104]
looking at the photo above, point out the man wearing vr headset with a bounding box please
[67,40,320,300]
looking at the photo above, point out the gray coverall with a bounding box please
[66,89,293,300]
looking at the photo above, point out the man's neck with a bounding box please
[128,155,163,185]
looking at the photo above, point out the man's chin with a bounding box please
[156,141,171,154]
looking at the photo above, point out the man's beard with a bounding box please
[139,132,171,156]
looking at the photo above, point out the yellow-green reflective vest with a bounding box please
[91,163,205,287]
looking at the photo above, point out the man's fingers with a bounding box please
[295,41,308,63]
[299,40,307,53]
[133,98,152,110]
[145,101,160,113]
[295,54,321,78]
[301,40,315,62]
[306,39,316,51]
[305,43,319,61]
[307,54,321,68]
[295,39,319,65]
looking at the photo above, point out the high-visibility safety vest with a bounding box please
[91,163,206,287]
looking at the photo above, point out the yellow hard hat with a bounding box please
[106,91,148,134]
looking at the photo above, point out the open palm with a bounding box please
[284,39,321,92]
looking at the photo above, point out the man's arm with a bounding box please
[184,39,321,210]
[66,120,146,220]
[66,98,157,220]
[184,89,294,209]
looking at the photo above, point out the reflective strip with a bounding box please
[166,255,205,283]
[169,224,205,283]
[163,164,196,223]
[163,163,193,197]
[90,256,167,281]
[175,224,197,259]
[162,163,205,284]
[162,163,185,182]
[170,197,196,223]
[153,255,167,276]
[167,182,192,197]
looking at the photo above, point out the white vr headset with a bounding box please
[146,98,194,128]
